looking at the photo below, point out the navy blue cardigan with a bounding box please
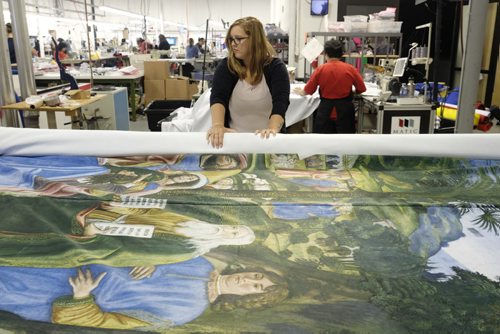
[209,57,290,128]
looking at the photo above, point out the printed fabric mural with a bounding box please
[0,153,499,333]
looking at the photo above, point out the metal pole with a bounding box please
[0,0,20,127]
[201,19,209,94]
[91,0,97,49]
[8,0,37,99]
[455,0,488,133]
[84,0,94,88]
[431,0,442,104]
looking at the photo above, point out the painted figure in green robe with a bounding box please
[0,196,255,268]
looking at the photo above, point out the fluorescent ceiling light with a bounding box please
[24,13,124,29]
[99,5,160,22]
[99,6,143,19]
[163,21,199,30]
[26,13,75,24]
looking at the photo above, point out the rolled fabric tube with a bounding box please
[25,96,44,109]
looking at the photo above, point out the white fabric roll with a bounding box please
[1,128,500,160]
[25,96,44,109]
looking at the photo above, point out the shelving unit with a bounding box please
[266,24,289,64]
[270,39,288,64]
[304,31,403,79]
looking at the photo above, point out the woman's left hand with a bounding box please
[255,128,278,139]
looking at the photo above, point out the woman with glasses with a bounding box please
[207,17,290,148]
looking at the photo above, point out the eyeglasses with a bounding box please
[228,36,249,45]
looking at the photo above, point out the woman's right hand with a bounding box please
[206,125,235,149]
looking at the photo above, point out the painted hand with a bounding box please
[129,266,156,280]
[69,268,107,299]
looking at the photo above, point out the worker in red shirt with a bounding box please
[294,39,366,133]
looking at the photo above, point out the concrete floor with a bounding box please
[128,113,150,132]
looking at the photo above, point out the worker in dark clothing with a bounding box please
[158,34,171,59]
[6,23,16,64]
[158,34,171,51]
[294,39,366,133]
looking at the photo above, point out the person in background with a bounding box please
[197,37,206,54]
[56,39,70,60]
[158,34,171,51]
[489,105,500,126]
[206,16,290,148]
[210,41,217,56]
[184,37,199,78]
[186,37,200,59]
[158,34,171,59]
[33,38,40,57]
[136,37,152,54]
[6,23,40,62]
[6,23,16,64]
[57,38,69,51]
[294,39,366,134]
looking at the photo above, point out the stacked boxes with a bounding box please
[165,77,199,99]
[143,60,199,105]
[144,60,169,105]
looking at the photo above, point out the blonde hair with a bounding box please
[226,17,276,85]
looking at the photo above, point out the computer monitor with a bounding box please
[166,37,177,46]
[393,57,408,77]
[311,0,329,16]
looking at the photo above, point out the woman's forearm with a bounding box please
[210,103,226,128]
[268,114,284,131]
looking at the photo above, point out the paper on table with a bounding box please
[301,38,324,63]
[119,65,139,74]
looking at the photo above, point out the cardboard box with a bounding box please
[144,80,166,105]
[164,77,199,100]
[144,60,171,80]
[65,89,91,100]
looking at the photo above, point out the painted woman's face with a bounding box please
[221,272,274,295]
[117,170,138,177]
[220,225,252,239]
[216,155,238,169]
[229,25,250,62]
[172,174,199,183]
[212,178,234,189]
